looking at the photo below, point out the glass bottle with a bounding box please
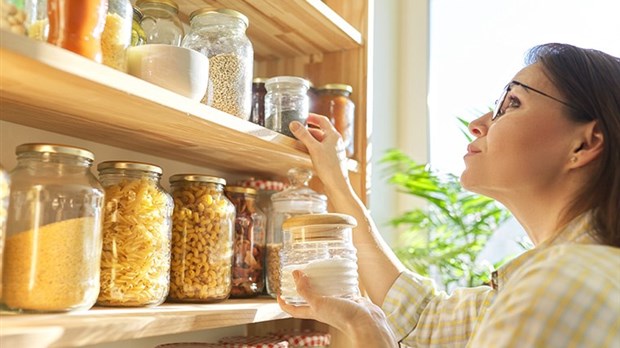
[0,164,9,300]
[251,77,268,126]
[225,186,266,298]
[131,5,146,46]
[3,144,104,312]
[266,168,327,298]
[315,84,355,157]
[24,0,47,40]
[96,161,173,307]
[136,0,184,46]
[182,8,253,120]
[168,174,235,303]
[280,213,358,305]
[101,0,132,71]
[264,76,310,138]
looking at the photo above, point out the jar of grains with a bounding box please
[3,144,104,313]
[280,213,358,306]
[266,168,327,298]
[135,0,184,46]
[96,161,173,307]
[24,0,47,40]
[264,76,310,138]
[224,186,266,298]
[315,84,355,158]
[182,8,253,120]
[168,174,235,302]
[131,5,147,46]
[0,164,9,299]
[101,0,133,71]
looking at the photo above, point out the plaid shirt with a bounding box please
[381,213,620,347]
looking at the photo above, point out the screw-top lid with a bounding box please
[225,185,257,195]
[132,6,144,21]
[318,83,353,93]
[265,76,310,91]
[282,213,357,230]
[97,161,162,174]
[16,143,95,161]
[135,0,179,12]
[169,174,226,185]
[253,77,269,83]
[189,8,249,28]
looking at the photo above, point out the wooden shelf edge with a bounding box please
[0,298,290,348]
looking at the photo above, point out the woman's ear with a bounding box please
[569,121,604,168]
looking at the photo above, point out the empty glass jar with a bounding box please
[135,0,184,46]
[265,76,310,138]
[280,213,358,306]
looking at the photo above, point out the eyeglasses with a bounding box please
[492,80,577,120]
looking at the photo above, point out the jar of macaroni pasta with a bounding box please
[168,174,235,302]
[280,213,358,306]
[136,0,184,46]
[0,164,9,300]
[225,186,266,298]
[3,144,104,313]
[265,76,310,138]
[96,161,173,307]
[101,0,133,71]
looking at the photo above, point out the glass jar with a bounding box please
[96,161,173,307]
[280,213,358,306]
[315,84,355,158]
[182,8,253,120]
[168,174,235,303]
[101,0,132,71]
[225,186,266,298]
[47,0,108,63]
[24,0,47,40]
[251,77,268,126]
[307,80,318,114]
[3,144,104,312]
[0,164,9,300]
[131,5,146,46]
[1,0,26,35]
[136,0,184,46]
[265,76,310,138]
[266,168,327,298]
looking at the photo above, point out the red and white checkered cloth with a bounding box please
[218,335,289,348]
[237,178,288,192]
[155,343,227,347]
[275,331,331,347]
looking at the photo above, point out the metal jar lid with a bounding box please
[135,0,179,13]
[15,143,95,161]
[97,161,162,174]
[189,8,249,28]
[318,83,353,93]
[132,6,144,21]
[265,76,310,90]
[169,174,226,186]
[224,185,257,195]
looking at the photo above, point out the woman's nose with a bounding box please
[468,112,492,138]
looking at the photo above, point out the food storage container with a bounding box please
[131,5,146,46]
[182,8,253,120]
[280,213,358,306]
[264,76,310,138]
[314,84,355,157]
[135,0,184,46]
[24,0,46,40]
[219,336,289,348]
[0,164,9,299]
[251,77,268,126]
[101,0,133,71]
[96,161,173,307]
[3,143,104,312]
[225,186,266,298]
[266,168,327,298]
[168,174,235,302]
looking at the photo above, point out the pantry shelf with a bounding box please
[0,298,289,348]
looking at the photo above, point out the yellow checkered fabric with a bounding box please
[381,213,620,347]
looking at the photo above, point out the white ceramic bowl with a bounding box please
[126,44,209,101]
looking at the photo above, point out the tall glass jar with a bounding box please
[96,161,173,307]
[3,144,104,313]
[1,0,26,35]
[280,213,358,306]
[101,0,132,71]
[265,76,310,138]
[225,186,266,298]
[315,84,355,158]
[182,8,253,120]
[131,5,146,46]
[251,77,268,126]
[0,164,9,300]
[266,168,327,298]
[135,0,184,46]
[168,174,235,303]
[24,0,47,40]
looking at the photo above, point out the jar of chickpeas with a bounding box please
[96,161,173,307]
[168,174,235,302]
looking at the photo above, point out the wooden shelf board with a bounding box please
[0,298,289,348]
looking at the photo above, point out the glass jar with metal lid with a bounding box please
[131,5,147,46]
[0,163,9,300]
[3,143,104,313]
[102,0,133,71]
[224,186,266,298]
[265,76,310,138]
[135,0,184,46]
[315,84,355,158]
[168,174,235,302]
[181,8,253,120]
[280,213,358,306]
[96,161,173,307]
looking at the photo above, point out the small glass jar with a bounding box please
[182,8,253,120]
[24,0,47,40]
[266,168,327,298]
[265,76,310,138]
[136,0,184,46]
[96,161,173,307]
[251,77,268,126]
[102,0,133,71]
[168,174,235,303]
[280,213,358,306]
[225,186,266,298]
[131,6,147,46]
[3,144,104,313]
[0,164,9,300]
[315,84,355,158]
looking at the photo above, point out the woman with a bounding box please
[278,43,620,347]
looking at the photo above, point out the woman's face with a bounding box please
[460,63,583,201]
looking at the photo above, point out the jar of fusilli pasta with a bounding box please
[96,161,173,307]
[168,174,235,302]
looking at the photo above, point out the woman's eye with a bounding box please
[505,96,521,110]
